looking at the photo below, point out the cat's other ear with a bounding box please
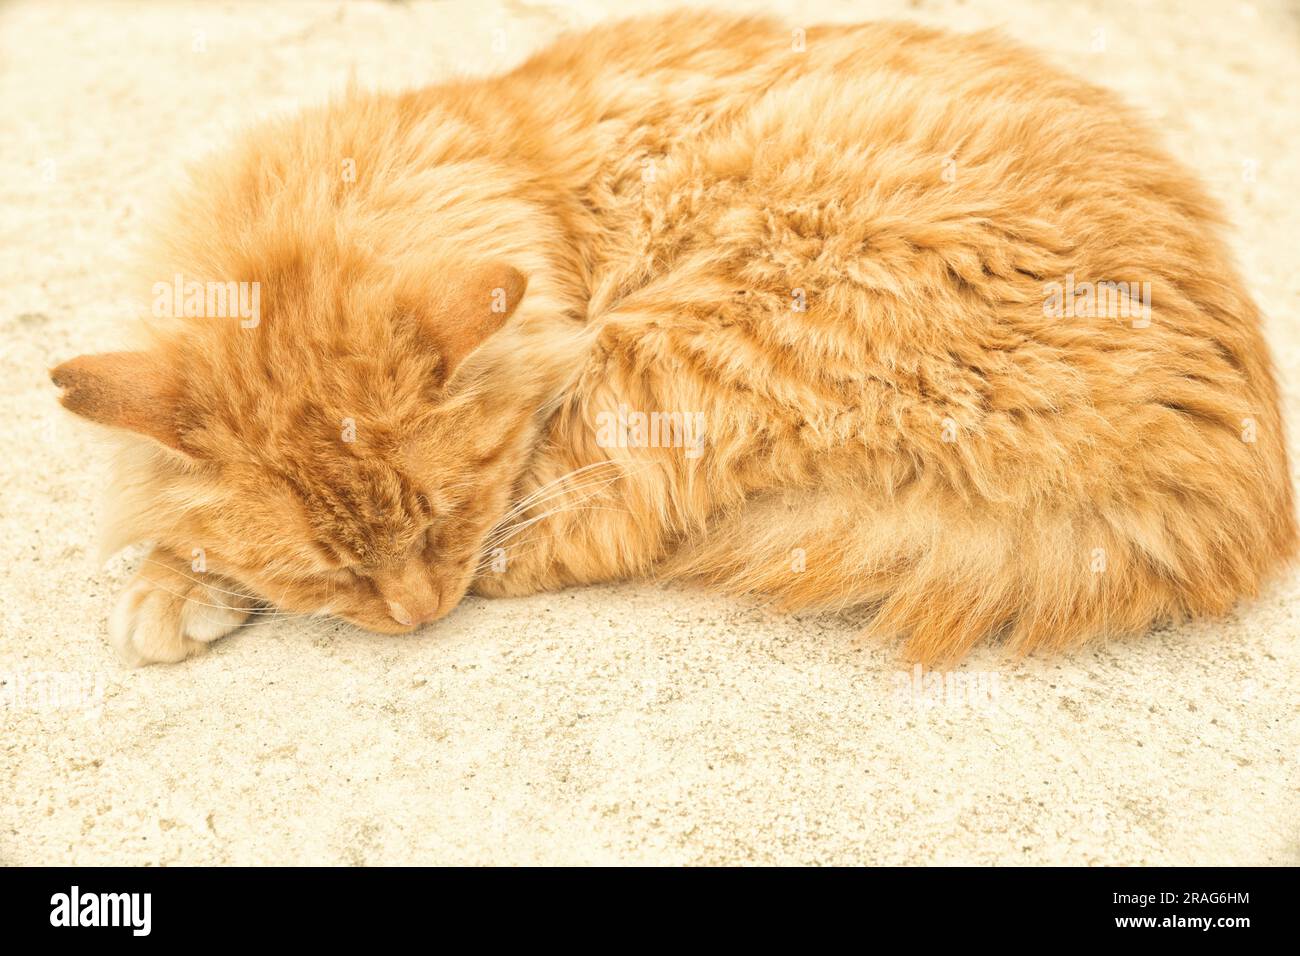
[430,261,528,378]
[50,352,188,453]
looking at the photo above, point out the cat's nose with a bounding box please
[373,565,441,628]
[386,599,440,628]
[387,601,414,627]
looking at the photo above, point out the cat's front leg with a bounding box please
[108,549,257,666]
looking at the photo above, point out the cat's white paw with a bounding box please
[109,564,254,666]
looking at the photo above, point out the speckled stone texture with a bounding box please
[1,0,1296,865]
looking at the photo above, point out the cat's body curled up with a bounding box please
[53,12,1295,665]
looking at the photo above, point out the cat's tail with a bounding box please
[662,477,1296,663]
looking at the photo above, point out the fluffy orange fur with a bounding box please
[53,11,1295,665]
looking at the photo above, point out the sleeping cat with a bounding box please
[52,11,1295,665]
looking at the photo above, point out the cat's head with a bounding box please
[52,253,541,633]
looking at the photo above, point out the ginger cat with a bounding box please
[53,11,1295,665]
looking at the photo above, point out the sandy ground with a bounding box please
[1,0,1297,866]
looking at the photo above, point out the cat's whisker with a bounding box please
[482,465,648,547]
[497,456,655,520]
[493,459,629,525]
[488,503,635,547]
[475,519,617,575]
[119,579,295,623]
[477,504,636,567]
[139,558,264,603]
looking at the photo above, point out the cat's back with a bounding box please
[510,13,1129,138]
[508,13,1205,280]
[511,14,1294,655]
[519,13,1290,541]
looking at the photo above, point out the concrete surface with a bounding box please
[1,0,1296,865]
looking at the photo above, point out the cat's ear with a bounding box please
[430,261,528,378]
[50,352,188,454]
